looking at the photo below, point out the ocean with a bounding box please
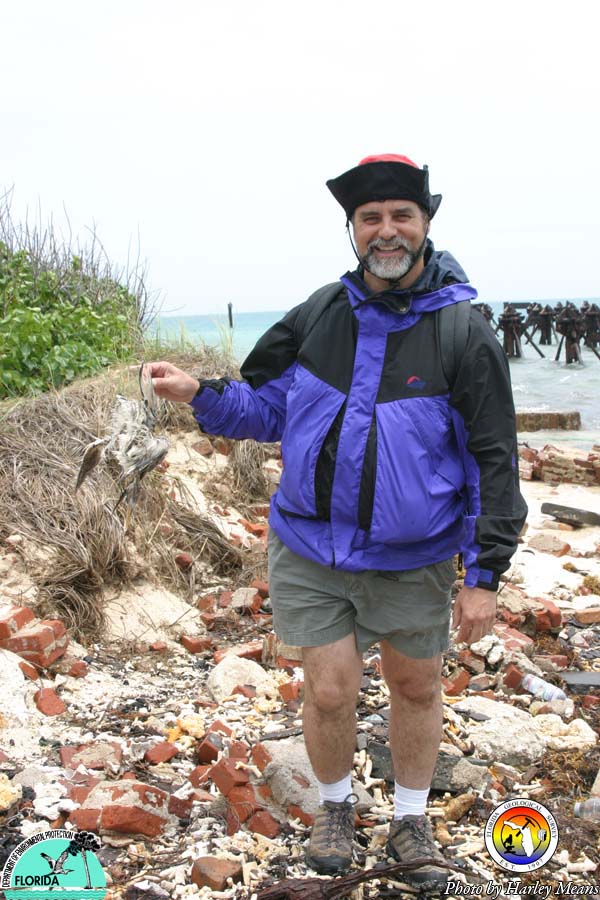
[153,301,600,443]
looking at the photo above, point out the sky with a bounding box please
[1,0,599,317]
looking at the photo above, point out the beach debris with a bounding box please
[75,362,169,507]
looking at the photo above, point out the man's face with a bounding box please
[352,199,429,281]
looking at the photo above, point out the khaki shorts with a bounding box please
[268,529,455,659]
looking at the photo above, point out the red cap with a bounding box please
[359,154,419,168]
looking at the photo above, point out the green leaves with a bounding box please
[0,245,139,398]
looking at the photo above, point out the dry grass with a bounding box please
[0,355,247,640]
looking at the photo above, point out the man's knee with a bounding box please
[380,646,442,705]
[303,635,363,712]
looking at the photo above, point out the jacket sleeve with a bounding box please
[188,305,301,443]
[450,308,528,591]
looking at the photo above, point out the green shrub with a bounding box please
[0,197,151,398]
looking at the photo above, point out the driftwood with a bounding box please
[256,857,464,899]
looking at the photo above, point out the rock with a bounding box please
[443,792,476,822]
[540,502,600,528]
[60,741,123,772]
[191,857,243,891]
[229,587,262,613]
[191,438,214,457]
[262,735,372,818]
[453,697,546,766]
[431,752,489,793]
[574,607,600,625]
[206,655,278,703]
[367,740,394,784]
[516,411,581,431]
[528,534,572,557]
[0,773,22,812]
[561,670,600,691]
[531,714,597,751]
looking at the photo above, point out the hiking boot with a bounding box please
[305,794,357,875]
[387,814,448,893]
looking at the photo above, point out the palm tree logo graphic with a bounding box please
[39,832,102,888]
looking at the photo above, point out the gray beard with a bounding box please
[362,237,424,281]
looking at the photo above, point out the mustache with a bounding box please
[367,237,412,252]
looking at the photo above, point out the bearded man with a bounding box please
[149,154,527,892]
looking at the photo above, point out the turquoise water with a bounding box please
[152,300,600,434]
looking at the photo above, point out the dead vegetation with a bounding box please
[0,352,261,641]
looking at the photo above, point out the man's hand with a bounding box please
[452,586,497,646]
[147,361,200,404]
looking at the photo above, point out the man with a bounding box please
[149,154,527,892]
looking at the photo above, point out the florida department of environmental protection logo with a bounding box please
[1,830,106,899]
[484,798,558,873]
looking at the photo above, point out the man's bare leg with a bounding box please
[379,642,443,789]
[302,633,363,783]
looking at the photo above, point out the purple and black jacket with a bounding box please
[190,243,527,590]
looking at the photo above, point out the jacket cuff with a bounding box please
[464,567,499,592]
[188,383,222,417]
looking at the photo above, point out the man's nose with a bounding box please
[378,218,397,240]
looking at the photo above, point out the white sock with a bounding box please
[393,782,429,819]
[316,773,353,804]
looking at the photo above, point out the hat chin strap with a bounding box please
[345,221,428,290]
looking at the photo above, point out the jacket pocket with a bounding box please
[369,397,464,545]
[278,365,346,518]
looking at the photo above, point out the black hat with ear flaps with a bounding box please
[326,153,442,220]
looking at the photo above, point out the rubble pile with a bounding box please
[1,435,600,898]
[518,443,600,485]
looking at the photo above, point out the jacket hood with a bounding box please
[342,239,478,315]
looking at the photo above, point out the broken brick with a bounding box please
[227,784,263,823]
[145,742,178,765]
[175,552,194,570]
[181,635,213,654]
[18,660,38,680]
[442,667,470,697]
[189,765,211,788]
[0,605,35,639]
[191,857,243,891]
[503,663,524,691]
[196,733,224,764]
[251,743,274,773]
[209,758,249,796]
[247,809,281,838]
[68,660,89,677]
[207,719,234,738]
[34,688,66,716]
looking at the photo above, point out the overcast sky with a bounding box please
[1,1,599,316]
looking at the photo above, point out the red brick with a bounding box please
[71,780,172,838]
[207,719,233,738]
[0,619,69,666]
[279,680,302,703]
[251,742,274,773]
[192,438,214,457]
[218,590,233,608]
[18,660,39,680]
[149,641,167,652]
[68,660,89,677]
[276,655,302,671]
[175,552,194,570]
[494,624,534,654]
[213,437,232,455]
[189,765,211,788]
[503,663,524,691]
[200,611,230,630]
[227,784,263,823]
[195,733,224,764]
[168,794,193,818]
[582,694,600,709]
[191,857,243,892]
[192,788,214,803]
[458,649,486,675]
[60,742,122,771]
[66,775,102,805]
[498,609,525,628]
[145,742,178,765]
[288,804,314,826]
[0,750,10,762]
[197,594,216,612]
[251,578,270,599]
[248,809,281,838]
[442,668,470,697]
[0,605,35,639]
[209,758,250,796]
[574,607,600,626]
[548,655,569,669]
[228,740,249,760]
[469,674,495,691]
[181,635,212,654]
[232,683,257,699]
[530,598,562,632]
[258,783,274,801]
[34,688,66,716]
[213,640,264,664]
